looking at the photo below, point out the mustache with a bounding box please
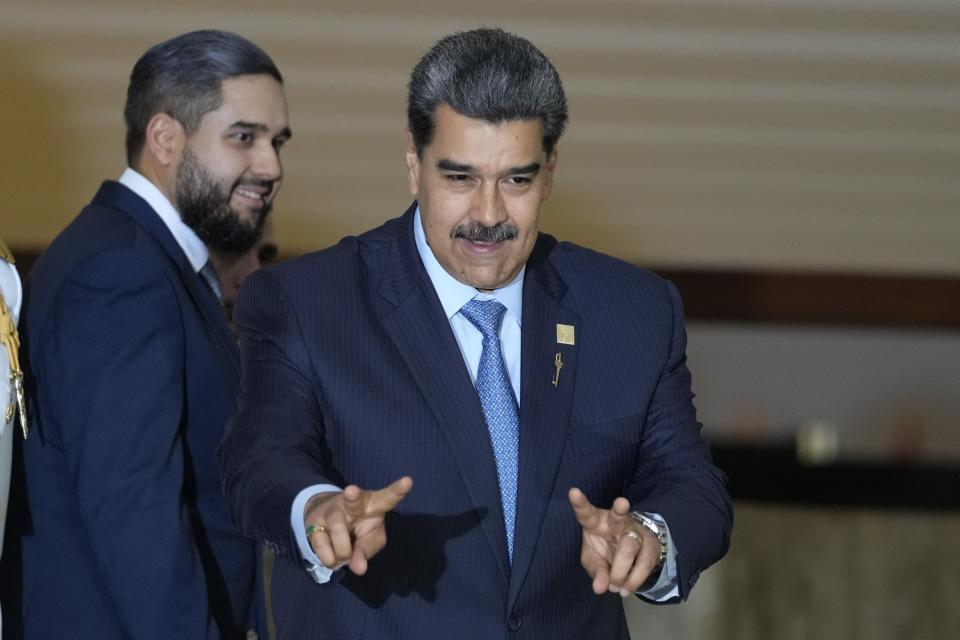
[451,222,518,243]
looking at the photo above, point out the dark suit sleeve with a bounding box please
[219,268,329,561]
[35,250,218,638]
[627,281,733,602]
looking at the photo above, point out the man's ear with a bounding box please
[144,113,185,167]
[404,129,420,197]
[541,145,559,201]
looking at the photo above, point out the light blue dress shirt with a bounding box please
[292,208,678,600]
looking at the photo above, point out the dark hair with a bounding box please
[124,30,283,166]
[407,28,568,156]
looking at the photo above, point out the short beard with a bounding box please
[450,221,518,243]
[175,148,271,256]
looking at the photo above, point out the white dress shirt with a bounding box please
[118,168,209,273]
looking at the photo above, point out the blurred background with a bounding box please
[2,0,959,637]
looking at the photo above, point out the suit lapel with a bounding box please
[374,206,511,580]
[508,235,579,607]
[180,263,242,372]
[92,182,240,370]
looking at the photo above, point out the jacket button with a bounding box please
[508,615,522,631]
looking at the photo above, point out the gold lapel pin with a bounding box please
[556,323,574,345]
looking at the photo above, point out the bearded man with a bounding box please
[9,30,290,639]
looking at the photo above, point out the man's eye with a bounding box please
[234,132,253,143]
[445,174,470,182]
[506,176,532,185]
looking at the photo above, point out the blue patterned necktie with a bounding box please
[459,298,519,561]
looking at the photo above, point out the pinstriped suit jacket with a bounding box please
[219,202,732,640]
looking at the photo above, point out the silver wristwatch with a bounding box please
[629,511,668,579]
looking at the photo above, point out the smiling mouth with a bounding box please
[459,238,506,256]
[232,184,272,207]
[235,187,263,200]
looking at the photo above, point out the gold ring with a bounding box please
[305,524,328,539]
[624,530,643,545]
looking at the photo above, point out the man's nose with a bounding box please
[471,182,507,227]
[252,144,282,182]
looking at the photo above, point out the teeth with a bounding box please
[235,188,263,200]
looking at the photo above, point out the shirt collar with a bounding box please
[119,168,209,273]
[413,206,524,327]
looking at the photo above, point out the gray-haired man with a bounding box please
[220,28,730,639]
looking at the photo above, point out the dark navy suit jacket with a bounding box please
[219,203,732,640]
[10,182,261,639]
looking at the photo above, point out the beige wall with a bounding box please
[3,0,959,273]
[627,503,960,640]
[687,321,960,460]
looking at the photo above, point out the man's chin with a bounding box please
[203,221,264,255]
[457,268,516,292]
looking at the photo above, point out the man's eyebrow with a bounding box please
[229,121,268,131]
[229,121,293,140]
[437,158,474,173]
[505,162,541,175]
[436,159,541,175]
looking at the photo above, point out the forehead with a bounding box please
[427,104,543,162]
[203,74,289,127]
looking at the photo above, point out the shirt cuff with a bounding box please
[291,484,342,584]
[637,512,679,601]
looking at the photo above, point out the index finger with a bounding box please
[568,487,602,530]
[369,476,413,513]
[345,476,413,519]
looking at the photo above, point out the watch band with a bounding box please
[629,511,668,583]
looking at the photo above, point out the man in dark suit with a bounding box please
[219,28,731,639]
[12,30,290,639]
